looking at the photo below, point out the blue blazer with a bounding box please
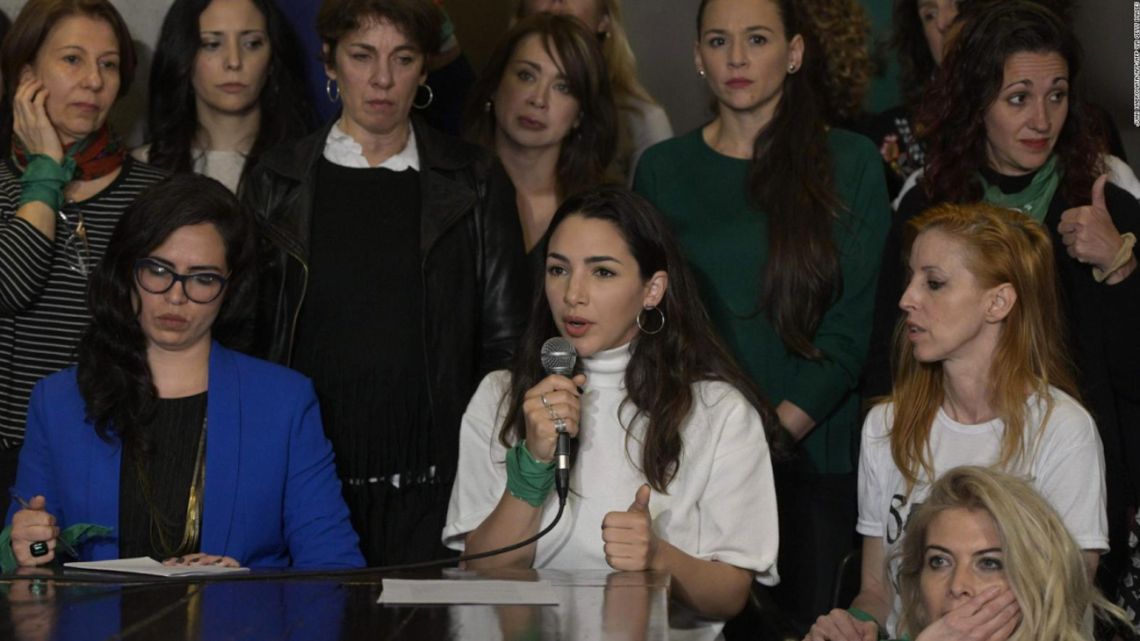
[7,343,364,569]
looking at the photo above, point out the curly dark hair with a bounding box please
[498,187,784,491]
[465,13,617,201]
[917,0,1102,205]
[144,0,313,186]
[77,174,255,449]
[891,0,939,109]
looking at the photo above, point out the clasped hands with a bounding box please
[11,495,240,568]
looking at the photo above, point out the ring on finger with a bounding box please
[553,417,567,433]
[540,393,551,409]
[547,405,559,420]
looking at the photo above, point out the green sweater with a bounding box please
[633,127,889,473]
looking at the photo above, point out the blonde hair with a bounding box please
[887,203,1077,489]
[897,466,1130,641]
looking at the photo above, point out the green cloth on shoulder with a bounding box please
[634,127,890,473]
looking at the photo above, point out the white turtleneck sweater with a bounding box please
[444,343,779,641]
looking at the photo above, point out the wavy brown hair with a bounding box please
[897,466,1131,641]
[800,0,874,124]
[497,187,784,491]
[697,0,843,361]
[917,0,1103,206]
[466,13,617,200]
[887,203,1077,489]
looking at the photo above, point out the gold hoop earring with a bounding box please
[636,306,665,335]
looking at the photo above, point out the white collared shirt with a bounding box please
[322,120,420,171]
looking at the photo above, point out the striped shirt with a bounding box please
[0,158,167,448]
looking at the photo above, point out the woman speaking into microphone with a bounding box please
[444,186,781,641]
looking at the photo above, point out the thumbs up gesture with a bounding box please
[601,484,659,571]
[1058,175,1127,274]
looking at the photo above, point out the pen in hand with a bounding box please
[9,489,80,560]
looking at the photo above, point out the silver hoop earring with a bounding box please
[326,78,340,103]
[636,306,665,335]
[414,84,434,109]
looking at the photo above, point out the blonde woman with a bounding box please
[806,203,1106,641]
[515,0,671,182]
[892,466,1130,641]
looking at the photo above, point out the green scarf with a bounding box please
[979,155,1061,223]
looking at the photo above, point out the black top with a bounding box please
[292,159,433,479]
[119,392,207,560]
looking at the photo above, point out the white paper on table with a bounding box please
[377,579,559,605]
[65,557,250,577]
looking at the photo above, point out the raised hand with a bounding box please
[1058,175,1128,274]
[915,586,1020,641]
[602,484,658,571]
[11,71,64,163]
[522,373,587,462]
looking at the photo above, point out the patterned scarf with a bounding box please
[11,124,127,181]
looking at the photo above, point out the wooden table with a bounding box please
[0,567,670,641]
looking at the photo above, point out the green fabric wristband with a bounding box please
[0,525,17,574]
[19,154,75,211]
[506,440,555,507]
[847,607,889,640]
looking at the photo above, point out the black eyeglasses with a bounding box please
[134,258,228,304]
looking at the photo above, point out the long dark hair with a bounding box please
[697,0,842,361]
[466,13,618,200]
[497,187,782,491]
[891,0,938,109]
[918,0,1102,205]
[144,0,313,183]
[76,174,255,448]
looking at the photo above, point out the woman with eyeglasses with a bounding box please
[3,174,364,571]
[0,0,167,492]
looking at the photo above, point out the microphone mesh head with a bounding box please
[540,337,577,376]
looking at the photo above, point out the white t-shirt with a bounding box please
[857,388,1107,636]
[444,343,778,641]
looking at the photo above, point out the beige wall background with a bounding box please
[1,0,1135,167]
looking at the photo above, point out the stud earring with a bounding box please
[697,69,706,78]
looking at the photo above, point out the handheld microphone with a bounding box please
[540,337,577,504]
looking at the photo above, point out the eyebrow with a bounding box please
[146,256,225,272]
[546,252,624,265]
[346,42,419,54]
[516,59,566,78]
[926,544,1003,556]
[54,44,119,57]
[701,25,775,36]
[200,29,268,36]
[1002,76,1069,91]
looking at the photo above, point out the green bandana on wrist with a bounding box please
[18,154,76,211]
[506,440,555,507]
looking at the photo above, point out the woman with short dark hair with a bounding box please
[242,0,529,566]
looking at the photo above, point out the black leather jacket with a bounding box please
[240,117,529,478]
